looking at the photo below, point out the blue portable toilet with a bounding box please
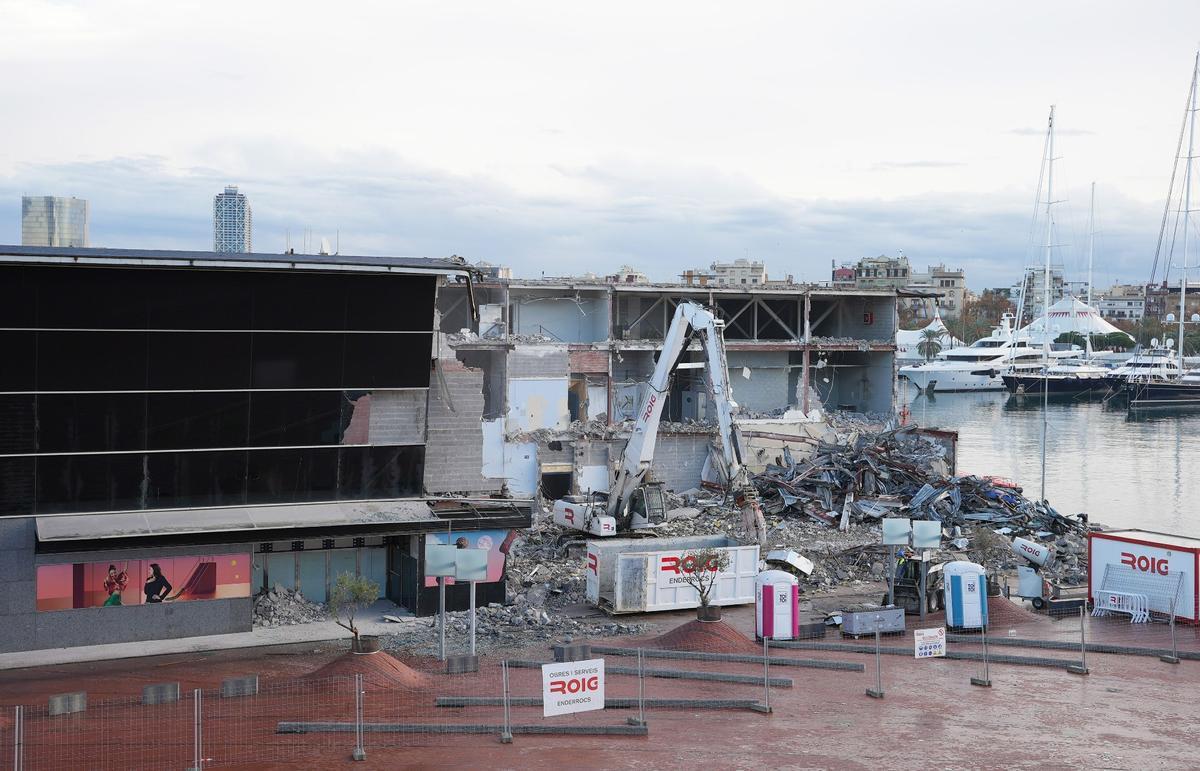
[944,561,988,629]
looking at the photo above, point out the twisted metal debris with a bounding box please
[752,424,1087,539]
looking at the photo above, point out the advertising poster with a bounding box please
[36,553,251,612]
[423,530,515,587]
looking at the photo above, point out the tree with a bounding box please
[956,290,1016,344]
[675,548,731,612]
[1054,330,1136,353]
[916,328,945,361]
[329,572,380,650]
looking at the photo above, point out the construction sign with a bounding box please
[914,627,946,658]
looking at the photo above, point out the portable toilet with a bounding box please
[944,561,988,629]
[755,570,799,640]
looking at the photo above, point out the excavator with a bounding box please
[551,301,766,543]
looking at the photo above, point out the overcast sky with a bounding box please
[3,0,1200,289]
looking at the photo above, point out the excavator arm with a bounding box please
[606,301,750,523]
[552,300,764,540]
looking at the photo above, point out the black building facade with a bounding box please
[0,247,528,653]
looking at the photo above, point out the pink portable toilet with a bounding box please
[755,570,800,640]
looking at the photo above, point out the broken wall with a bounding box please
[726,351,792,412]
[363,391,427,444]
[811,351,894,414]
[506,345,570,431]
[611,350,656,420]
[837,295,896,341]
[424,360,504,495]
[511,292,609,342]
[649,434,712,492]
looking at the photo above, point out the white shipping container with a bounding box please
[1089,530,1200,622]
[585,535,759,614]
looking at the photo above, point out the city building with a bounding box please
[1015,266,1065,324]
[712,258,767,286]
[0,244,529,653]
[908,264,966,318]
[852,254,911,290]
[605,265,649,284]
[1097,284,1147,321]
[474,261,512,280]
[20,196,88,247]
[680,267,715,286]
[1064,279,1091,300]
[1159,281,1200,321]
[831,265,856,289]
[213,185,252,253]
[683,259,772,287]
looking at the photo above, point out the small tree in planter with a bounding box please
[676,548,730,621]
[329,572,381,652]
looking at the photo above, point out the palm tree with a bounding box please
[917,328,946,361]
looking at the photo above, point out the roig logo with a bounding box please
[661,554,720,575]
[1120,551,1169,575]
[549,676,600,695]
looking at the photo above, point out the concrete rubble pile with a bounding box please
[747,419,1090,584]
[751,423,1088,539]
[653,489,884,589]
[253,584,328,627]
[510,416,715,444]
[379,605,644,657]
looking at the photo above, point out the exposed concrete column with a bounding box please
[802,292,811,414]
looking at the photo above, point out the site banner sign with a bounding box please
[37,553,250,611]
[541,659,605,717]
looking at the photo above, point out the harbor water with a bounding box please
[901,388,1200,534]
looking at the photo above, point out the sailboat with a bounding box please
[1128,53,1200,409]
[1003,186,1123,396]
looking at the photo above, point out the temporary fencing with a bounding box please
[6,599,1198,768]
[4,638,802,769]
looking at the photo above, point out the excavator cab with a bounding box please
[628,482,667,529]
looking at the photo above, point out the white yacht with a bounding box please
[899,314,1080,392]
[1104,346,1184,390]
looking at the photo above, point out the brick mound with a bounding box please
[985,596,1047,627]
[304,652,433,691]
[647,619,761,654]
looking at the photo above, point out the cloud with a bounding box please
[0,144,1163,292]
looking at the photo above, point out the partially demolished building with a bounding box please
[0,246,897,653]
[426,274,899,502]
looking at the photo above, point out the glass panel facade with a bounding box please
[0,264,434,517]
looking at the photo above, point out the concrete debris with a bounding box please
[253,585,328,627]
[746,420,1090,585]
[751,423,1088,542]
[379,604,645,657]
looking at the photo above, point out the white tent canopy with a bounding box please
[896,310,964,361]
[1019,297,1133,341]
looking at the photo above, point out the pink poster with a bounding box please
[36,553,251,612]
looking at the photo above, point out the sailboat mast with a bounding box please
[1041,105,1055,504]
[1086,182,1095,358]
[1180,54,1197,373]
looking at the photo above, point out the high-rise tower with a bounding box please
[213,185,252,253]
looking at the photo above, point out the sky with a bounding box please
[3,0,1200,289]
